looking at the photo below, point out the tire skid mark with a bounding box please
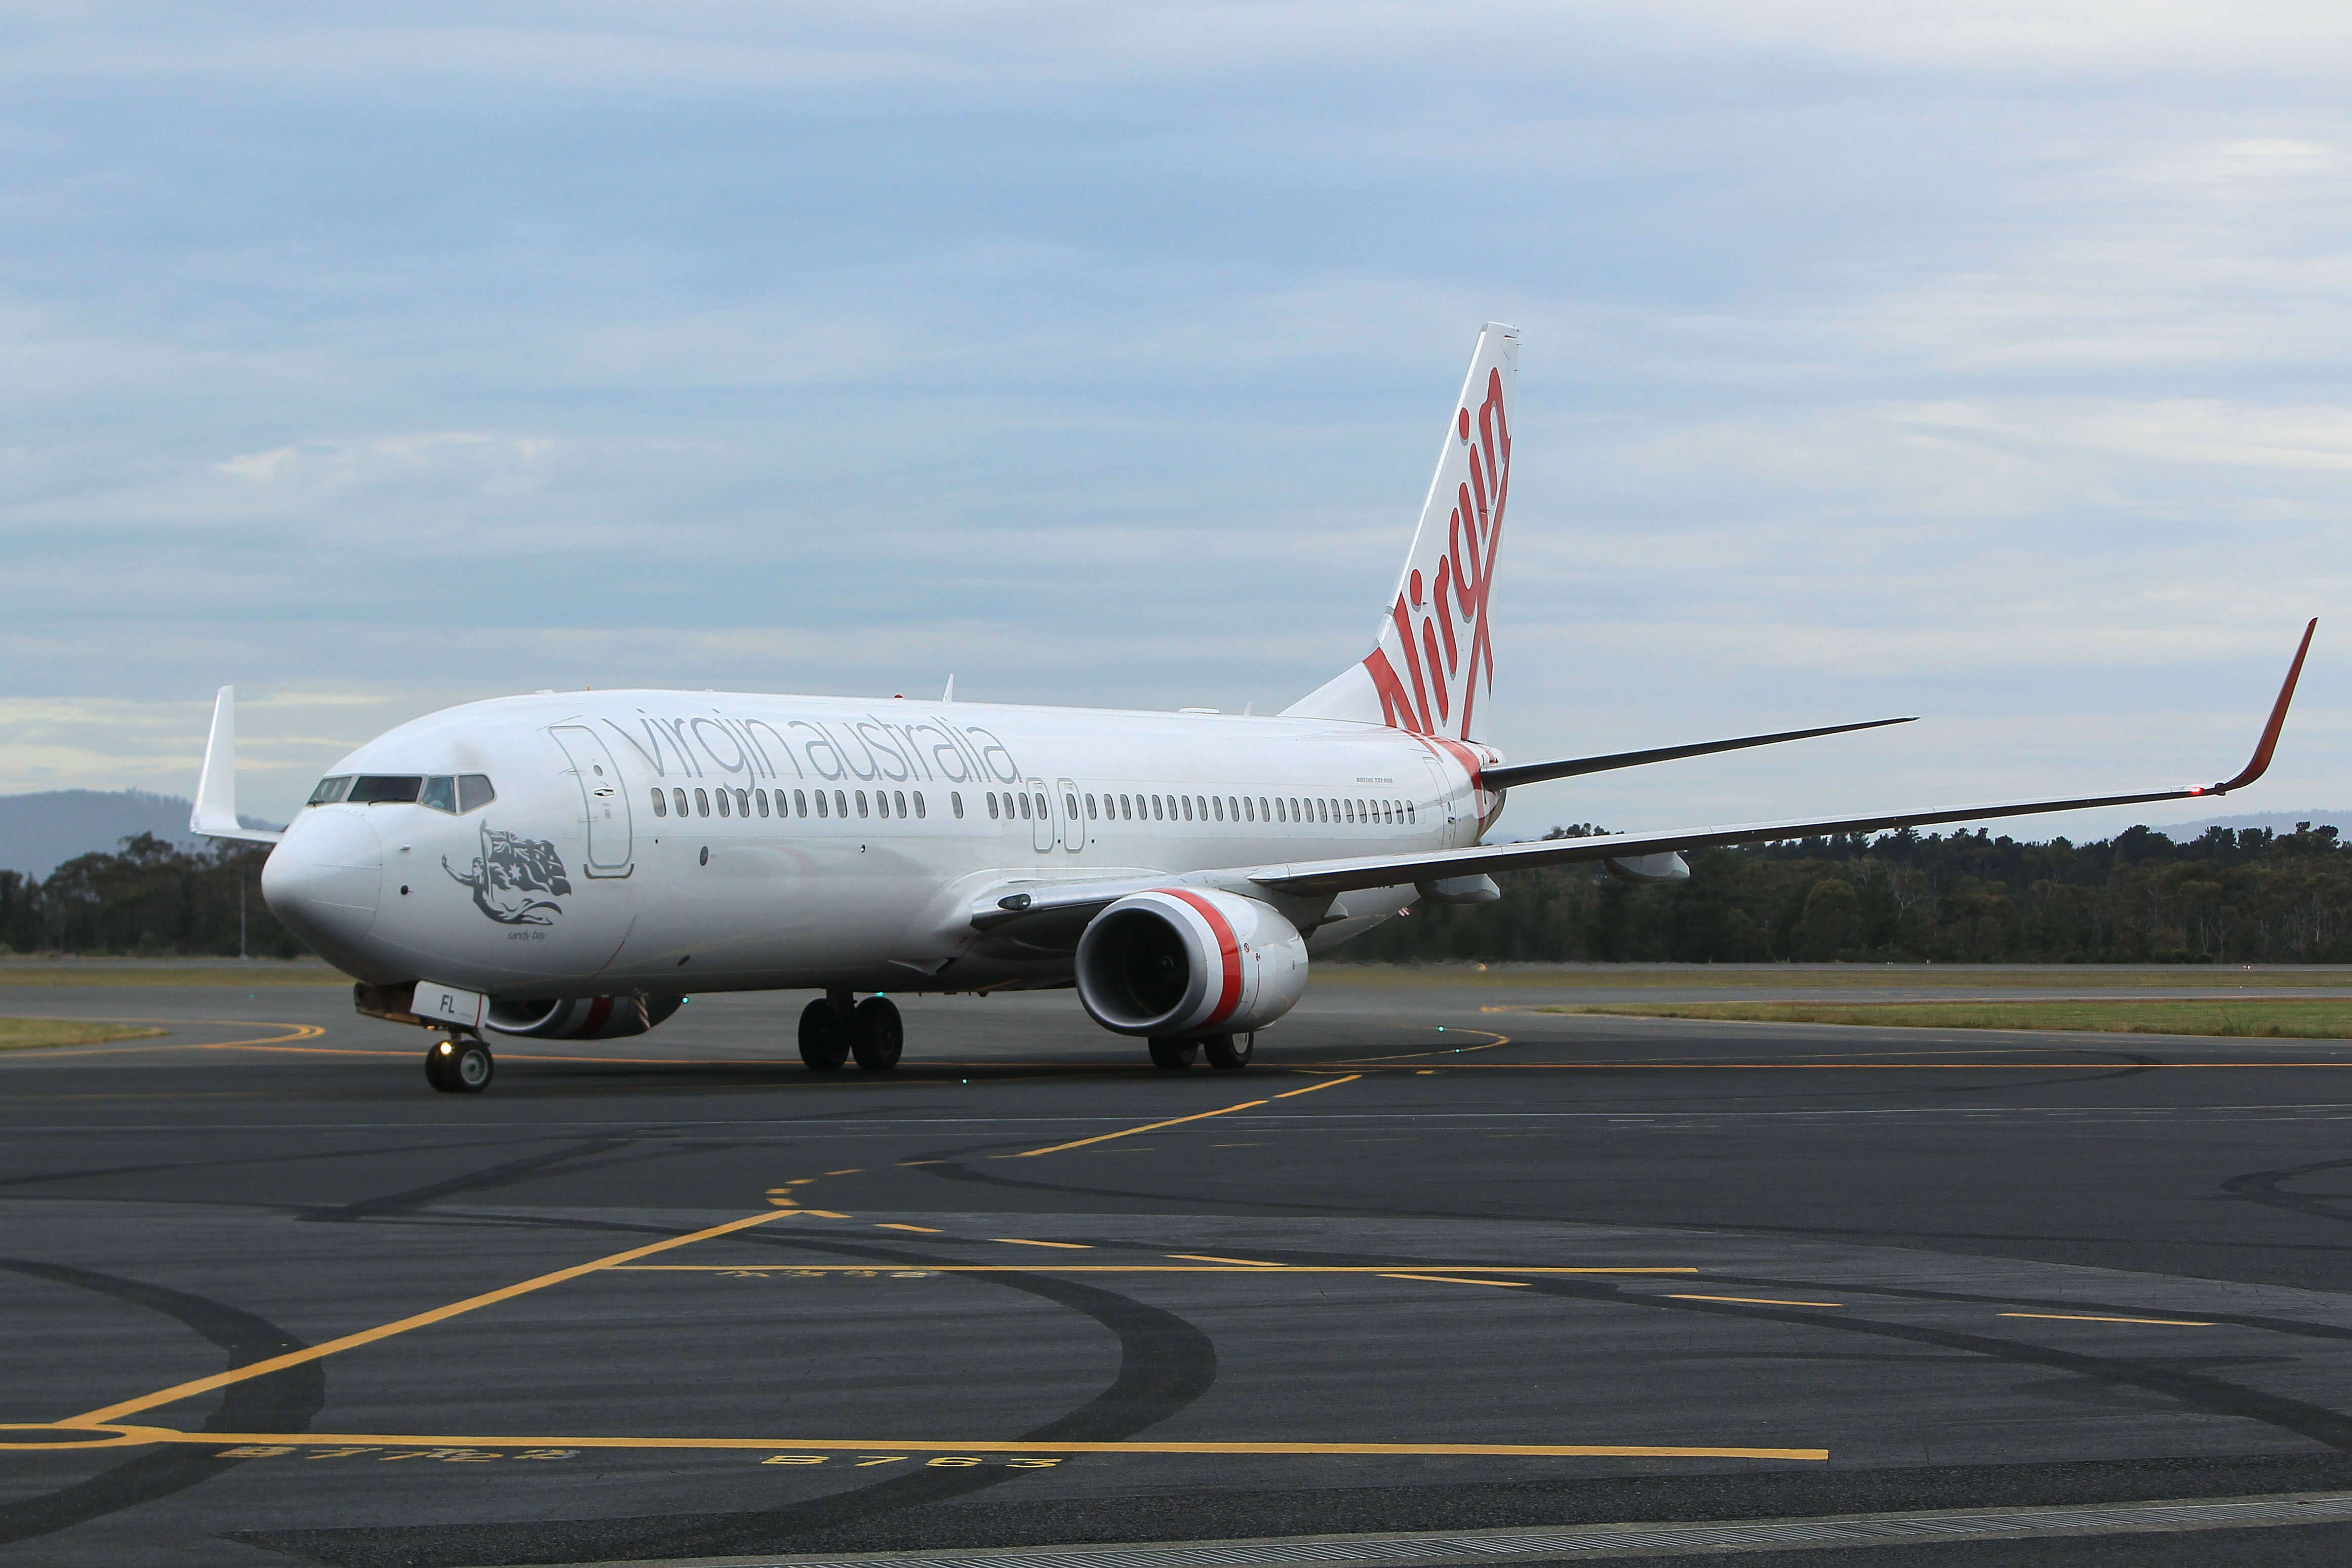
[0,1259,324,1545]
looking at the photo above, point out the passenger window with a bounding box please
[951,791,964,818]
[1242,797,1253,822]
[756,789,770,817]
[1318,799,1328,823]
[895,789,908,817]
[695,788,710,817]
[1407,801,1416,824]
[816,789,829,818]
[875,791,889,819]
[834,790,847,818]
[1120,794,1132,819]
[1085,793,1097,819]
[734,788,749,816]
[914,791,926,819]
[419,776,457,814]
[1193,795,1205,819]
[457,775,496,813]
[651,788,668,817]
[307,776,354,806]
[673,788,689,818]
[794,789,808,817]
[717,790,731,818]
[1228,796,1239,821]
[1212,796,1224,821]
[856,790,869,818]
[987,792,1000,820]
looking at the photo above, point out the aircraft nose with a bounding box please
[262,811,383,958]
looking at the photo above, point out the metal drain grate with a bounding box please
[572,1491,2352,1568]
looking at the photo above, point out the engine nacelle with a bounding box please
[1076,890,1309,1038]
[486,994,684,1040]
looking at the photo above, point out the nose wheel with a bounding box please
[425,1033,494,1093]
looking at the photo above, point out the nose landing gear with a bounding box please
[425,1032,494,1093]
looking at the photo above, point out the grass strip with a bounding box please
[1547,999,2352,1039]
[0,1018,171,1051]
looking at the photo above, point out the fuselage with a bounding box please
[262,690,1504,1000]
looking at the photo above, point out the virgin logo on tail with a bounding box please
[1363,365,1509,740]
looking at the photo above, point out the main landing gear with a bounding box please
[425,1032,494,1093]
[799,990,903,1074]
[1148,1034,1253,1071]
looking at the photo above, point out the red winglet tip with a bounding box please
[2209,618,2317,794]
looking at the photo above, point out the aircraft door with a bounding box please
[1415,751,1457,844]
[1057,778,1084,852]
[551,725,634,878]
[1027,778,1054,854]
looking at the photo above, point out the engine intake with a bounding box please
[486,994,684,1039]
[1076,890,1308,1037]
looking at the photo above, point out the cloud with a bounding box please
[2,3,2348,841]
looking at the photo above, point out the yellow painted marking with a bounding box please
[766,1199,800,1209]
[606,1265,1698,1275]
[51,1426,1828,1461]
[1668,1295,1844,1308]
[2000,1312,2214,1326]
[1016,1100,1269,1156]
[1168,1254,1285,1267]
[826,1169,862,1176]
[1381,1273,1530,1289]
[874,1223,942,1233]
[1273,1074,1362,1099]
[900,1160,944,1166]
[786,1178,819,1186]
[799,1210,850,1219]
[991,1238,1092,1249]
[64,1209,793,1427]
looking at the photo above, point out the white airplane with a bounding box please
[190,325,2317,1093]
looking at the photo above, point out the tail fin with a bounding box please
[1284,322,1518,739]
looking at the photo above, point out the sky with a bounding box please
[3,2,2349,841]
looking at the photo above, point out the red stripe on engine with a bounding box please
[1162,890,1243,1027]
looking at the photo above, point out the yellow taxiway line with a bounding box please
[14,1426,1827,1462]
[62,1208,795,1427]
[609,1264,1698,1274]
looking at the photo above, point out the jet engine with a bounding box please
[1075,890,1309,1038]
[486,994,684,1040]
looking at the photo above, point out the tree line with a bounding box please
[1346,821,2352,964]
[0,834,298,957]
[7,821,2351,963]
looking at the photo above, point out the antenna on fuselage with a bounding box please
[942,674,955,703]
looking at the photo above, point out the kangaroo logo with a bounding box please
[445,825,573,926]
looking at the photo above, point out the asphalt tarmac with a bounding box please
[12,968,2352,1567]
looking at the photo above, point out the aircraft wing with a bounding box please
[1255,619,2315,900]
[966,619,2312,937]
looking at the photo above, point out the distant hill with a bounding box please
[2150,810,2350,840]
[0,790,202,878]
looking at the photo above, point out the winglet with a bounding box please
[2197,618,2317,796]
[191,687,283,845]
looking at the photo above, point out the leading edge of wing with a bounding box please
[1254,618,2319,900]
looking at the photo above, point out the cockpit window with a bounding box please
[347,776,423,805]
[307,776,353,806]
[418,776,457,813]
[457,775,496,813]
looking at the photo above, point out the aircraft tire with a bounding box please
[1202,1034,1253,1070]
[1147,1037,1198,1070]
[798,998,848,1072]
[429,1036,494,1094]
[850,996,902,1073]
